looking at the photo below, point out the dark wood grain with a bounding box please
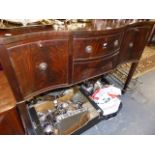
[73,52,118,83]
[73,32,123,60]
[0,25,54,37]
[0,71,16,113]
[0,21,154,135]
[0,21,154,101]
[9,39,69,98]
[119,23,154,64]
[0,45,23,101]
[119,22,154,92]
[0,64,2,70]
[17,103,35,134]
[0,32,70,100]
[148,24,155,45]
[0,107,24,135]
[0,71,24,134]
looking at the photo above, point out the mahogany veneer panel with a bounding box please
[0,71,16,113]
[0,71,24,134]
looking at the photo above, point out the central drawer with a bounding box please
[73,53,118,83]
[73,33,122,60]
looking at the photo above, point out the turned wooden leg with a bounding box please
[122,62,139,94]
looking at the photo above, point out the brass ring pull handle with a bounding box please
[39,62,48,71]
[114,40,119,47]
[85,45,93,53]
[129,42,134,48]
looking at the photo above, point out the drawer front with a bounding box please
[8,39,69,98]
[73,54,118,83]
[73,33,122,60]
[119,25,153,63]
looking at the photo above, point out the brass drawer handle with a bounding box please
[129,42,134,48]
[85,45,93,53]
[114,40,119,47]
[39,62,48,71]
[4,33,12,37]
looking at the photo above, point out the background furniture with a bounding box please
[0,71,24,134]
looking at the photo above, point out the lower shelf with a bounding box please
[17,75,122,135]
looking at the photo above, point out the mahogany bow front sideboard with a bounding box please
[0,21,154,134]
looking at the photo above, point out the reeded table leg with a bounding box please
[122,62,139,94]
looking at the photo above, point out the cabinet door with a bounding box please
[8,39,69,98]
[119,25,152,63]
[0,107,24,135]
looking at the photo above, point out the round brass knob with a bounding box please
[85,45,93,53]
[39,62,48,71]
[38,43,43,47]
[114,40,119,47]
[102,43,107,48]
[129,42,134,48]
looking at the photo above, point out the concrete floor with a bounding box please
[82,70,155,135]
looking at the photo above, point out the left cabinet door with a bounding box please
[7,39,69,98]
[0,107,24,135]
